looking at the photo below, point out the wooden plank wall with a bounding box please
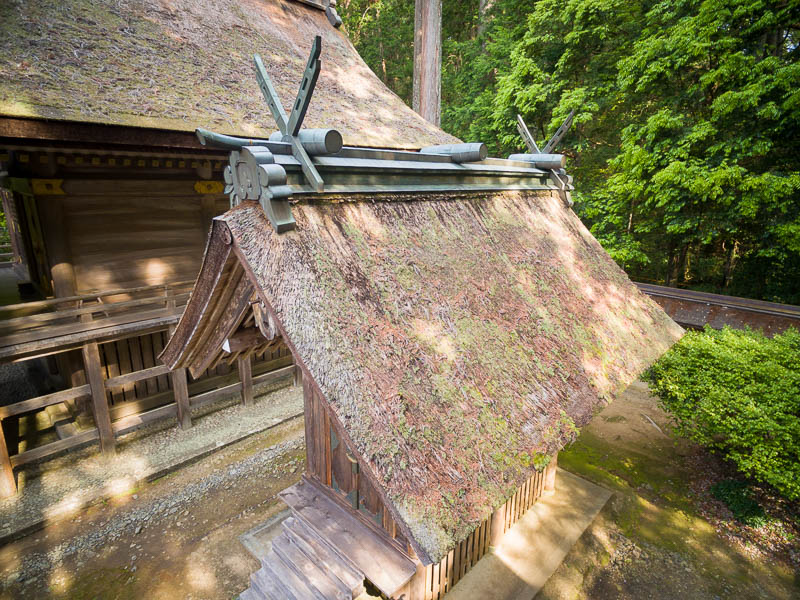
[303,380,407,550]
[59,194,227,293]
[423,468,546,600]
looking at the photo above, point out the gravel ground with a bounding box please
[1,379,303,541]
[0,414,306,599]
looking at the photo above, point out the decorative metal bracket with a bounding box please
[224,146,295,232]
[514,111,575,207]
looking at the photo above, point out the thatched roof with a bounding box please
[162,190,683,563]
[0,0,456,148]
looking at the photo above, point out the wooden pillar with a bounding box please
[200,195,218,236]
[170,367,192,429]
[0,421,16,498]
[489,502,506,549]
[238,355,254,406]
[544,453,558,494]
[81,342,115,455]
[38,196,77,299]
[413,0,442,126]
[302,374,315,475]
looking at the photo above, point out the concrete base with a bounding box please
[446,469,612,600]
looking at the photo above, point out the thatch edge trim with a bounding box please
[159,219,234,370]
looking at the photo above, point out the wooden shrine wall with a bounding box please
[302,377,409,551]
[50,193,229,294]
[97,332,293,417]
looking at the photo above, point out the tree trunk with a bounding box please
[478,0,495,38]
[721,240,739,289]
[413,0,442,126]
[676,243,690,285]
[664,243,676,287]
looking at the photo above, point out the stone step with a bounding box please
[249,561,286,600]
[238,586,260,600]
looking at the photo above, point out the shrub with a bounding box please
[710,479,768,527]
[644,326,800,500]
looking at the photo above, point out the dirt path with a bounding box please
[0,417,305,600]
[537,381,798,600]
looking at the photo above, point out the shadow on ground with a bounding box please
[538,380,798,600]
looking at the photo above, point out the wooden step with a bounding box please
[273,529,352,600]
[284,516,365,597]
[238,587,261,600]
[250,560,292,600]
[280,477,417,598]
[272,545,334,599]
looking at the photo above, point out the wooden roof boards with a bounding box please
[162,190,683,564]
[0,0,456,149]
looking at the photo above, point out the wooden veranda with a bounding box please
[0,279,295,498]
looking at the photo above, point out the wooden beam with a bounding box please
[10,429,100,468]
[104,364,171,388]
[37,196,77,300]
[238,355,254,406]
[81,342,115,455]
[412,0,442,126]
[0,293,191,335]
[0,310,180,362]
[222,327,267,354]
[0,421,16,498]
[189,381,242,408]
[489,503,505,548]
[0,280,194,314]
[170,367,192,429]
[112,403,177,437]
[0,384,91,419]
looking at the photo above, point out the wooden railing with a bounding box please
[0,243,11,264]
[0,281,195,363]
[0,282,296,498]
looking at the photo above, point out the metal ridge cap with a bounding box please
[310,156,547,175]
[290,181,558,196]
[289,0,327,10]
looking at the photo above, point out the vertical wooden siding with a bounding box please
[303,381,407,550]
[99,332,292,408]
[423,467,546,600]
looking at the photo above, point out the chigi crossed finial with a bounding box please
[195,36,343,233]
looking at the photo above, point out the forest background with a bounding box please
[339,0,800,303]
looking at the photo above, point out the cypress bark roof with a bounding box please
[0,0,456,148]
[162,190,683,563]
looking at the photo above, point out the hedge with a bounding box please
[644,326,800,500]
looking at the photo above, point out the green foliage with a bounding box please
[644,326,800,500]
[342,0,800,303]
[710,479,768,527]
[339,0,416,103]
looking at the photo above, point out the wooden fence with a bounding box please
[0,282,295,498]
[421,462,553,600]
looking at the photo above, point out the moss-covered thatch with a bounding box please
[0,0,456,148]
[199,190,682,563]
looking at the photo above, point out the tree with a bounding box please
[413,0,443,125]
[495,0,800,302]
[342,0,800,303]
